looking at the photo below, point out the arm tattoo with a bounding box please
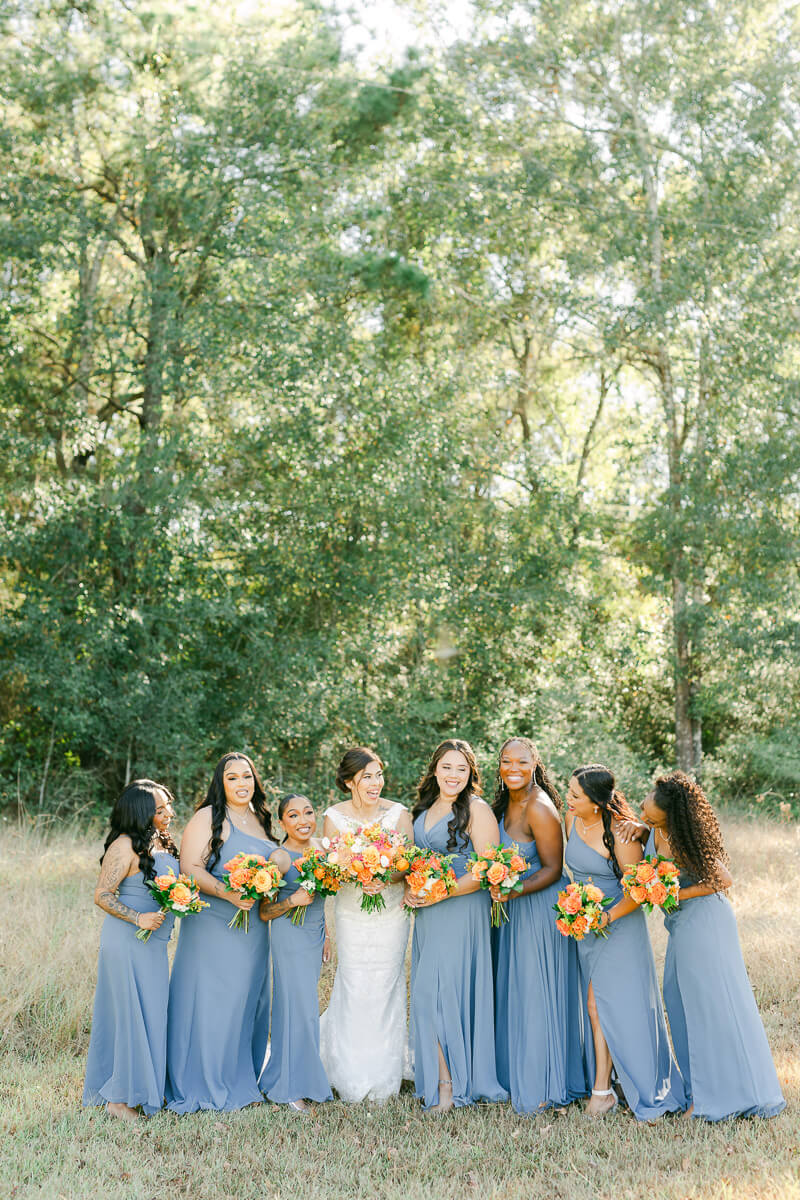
[96,841,140,926]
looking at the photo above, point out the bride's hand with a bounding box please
[403,886,423,908]
[362,879,385,896]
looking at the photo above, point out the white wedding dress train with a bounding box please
[319,802,412,1102]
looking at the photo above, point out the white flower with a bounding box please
[379,855,390,869]
[321,836,331,849]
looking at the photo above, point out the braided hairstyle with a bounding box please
[412,738,483,853]
[492,736,562,823]
[653,771,729,889]
[200,752,274,871]
[571,764,637,881]
[100,779,178,883]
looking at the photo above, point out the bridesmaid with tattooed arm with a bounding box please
[83,780,179,1121]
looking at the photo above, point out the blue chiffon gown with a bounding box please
[645,831,785,1121]
[410,811,508,1111]
[166,824,275,1112]
[259,850,332,1104]
[493,819,590,1113]
[83,849,179,1115]
[564,827,685,1120]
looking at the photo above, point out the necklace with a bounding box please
[227,803,261,833]
[577,814,603,834]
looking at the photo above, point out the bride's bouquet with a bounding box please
[325,824,409,913]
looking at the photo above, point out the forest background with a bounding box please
[1,0,799,822]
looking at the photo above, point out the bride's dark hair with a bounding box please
[412,738,482,852]
[199,752,274,871]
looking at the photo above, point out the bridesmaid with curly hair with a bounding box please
[83,780,179,1121]
[638,772,785,1121]
[166,752,276,1112]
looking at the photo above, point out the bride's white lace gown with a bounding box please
[319,802,412,1102]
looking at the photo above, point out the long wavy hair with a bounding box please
[412,738,483,853]
[100,779,178,883]
[199,752,274,871]
[492,736,562,823]
[571,764,637,880]
[654,771,729,889]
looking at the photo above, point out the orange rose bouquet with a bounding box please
[622,855,680,913]
[138,869,208,942]
[468,843,526,926]
[290,845,343,925]
[324,824,409,913]
[553,880,612,940]
[402,847,458,914]
[222,852,284,931]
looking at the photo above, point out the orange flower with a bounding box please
[636,861,656,883]
[362,846,381,871]
[509,854,526,873]
[572,916,587,939]
[170,882,192,905]
[486,862,508,886]
[252,868,276,895]
[430,879,448,902]
[657,859,677,877]
[427,856,441,871]
[555,917,571,936]
[228,867,249,891]
[584,883,604,903]
[395,857,409,872]
[649,881,667,905]
[628,883,647,903]
[471,861,487,879]
[314,867,325,879]
[154,874,174,889]
[562,890,583,914]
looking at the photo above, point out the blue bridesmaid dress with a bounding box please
[259,849,332,1104]
[493,820,590,1113]
[83,849,179,1115]
[410,811,508,1111]
[564,827,685,1120]
[646,831,785,1121]
[165,824,275,1112]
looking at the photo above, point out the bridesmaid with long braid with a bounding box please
[259,793,333,1112]
[564,764,685,1120]
[83,780,178,1121]
[637,772,785,1121]
[166,752,276,1112]
[491,739,590,1113]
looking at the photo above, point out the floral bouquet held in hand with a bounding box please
[222,852,284,932]
[468,843,526,927]
[290,845,343,925]
[138,869,208,942]
[622,856,680,914]
[325,824,409,913]
[402,846,458,914]
[553,880,612,940]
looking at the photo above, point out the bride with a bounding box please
[319,746,414,1102]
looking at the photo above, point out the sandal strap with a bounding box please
[591,1088,615,1096]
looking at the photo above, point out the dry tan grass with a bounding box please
[0,811,797,1200]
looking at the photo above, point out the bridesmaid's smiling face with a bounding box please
[152,789,174,835]
[499,741,535,793]
[347,760,384,806]
[280,796,316,843]
[565,775,595,820]
[223,758,255,808]
[435,750,470,800]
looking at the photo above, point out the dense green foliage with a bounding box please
[1,0,798,817]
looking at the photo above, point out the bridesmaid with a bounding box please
[83,779,178,1121]
[491,738,590,1114]
[406,738,508,1114]
[166,752,276,1112]
[564,764,685,1120]
[639,771,785,1121]
[259,793,333,1112]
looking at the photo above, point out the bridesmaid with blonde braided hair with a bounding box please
[638,772,785,1121]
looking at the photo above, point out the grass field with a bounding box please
[1,812,798,1200]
